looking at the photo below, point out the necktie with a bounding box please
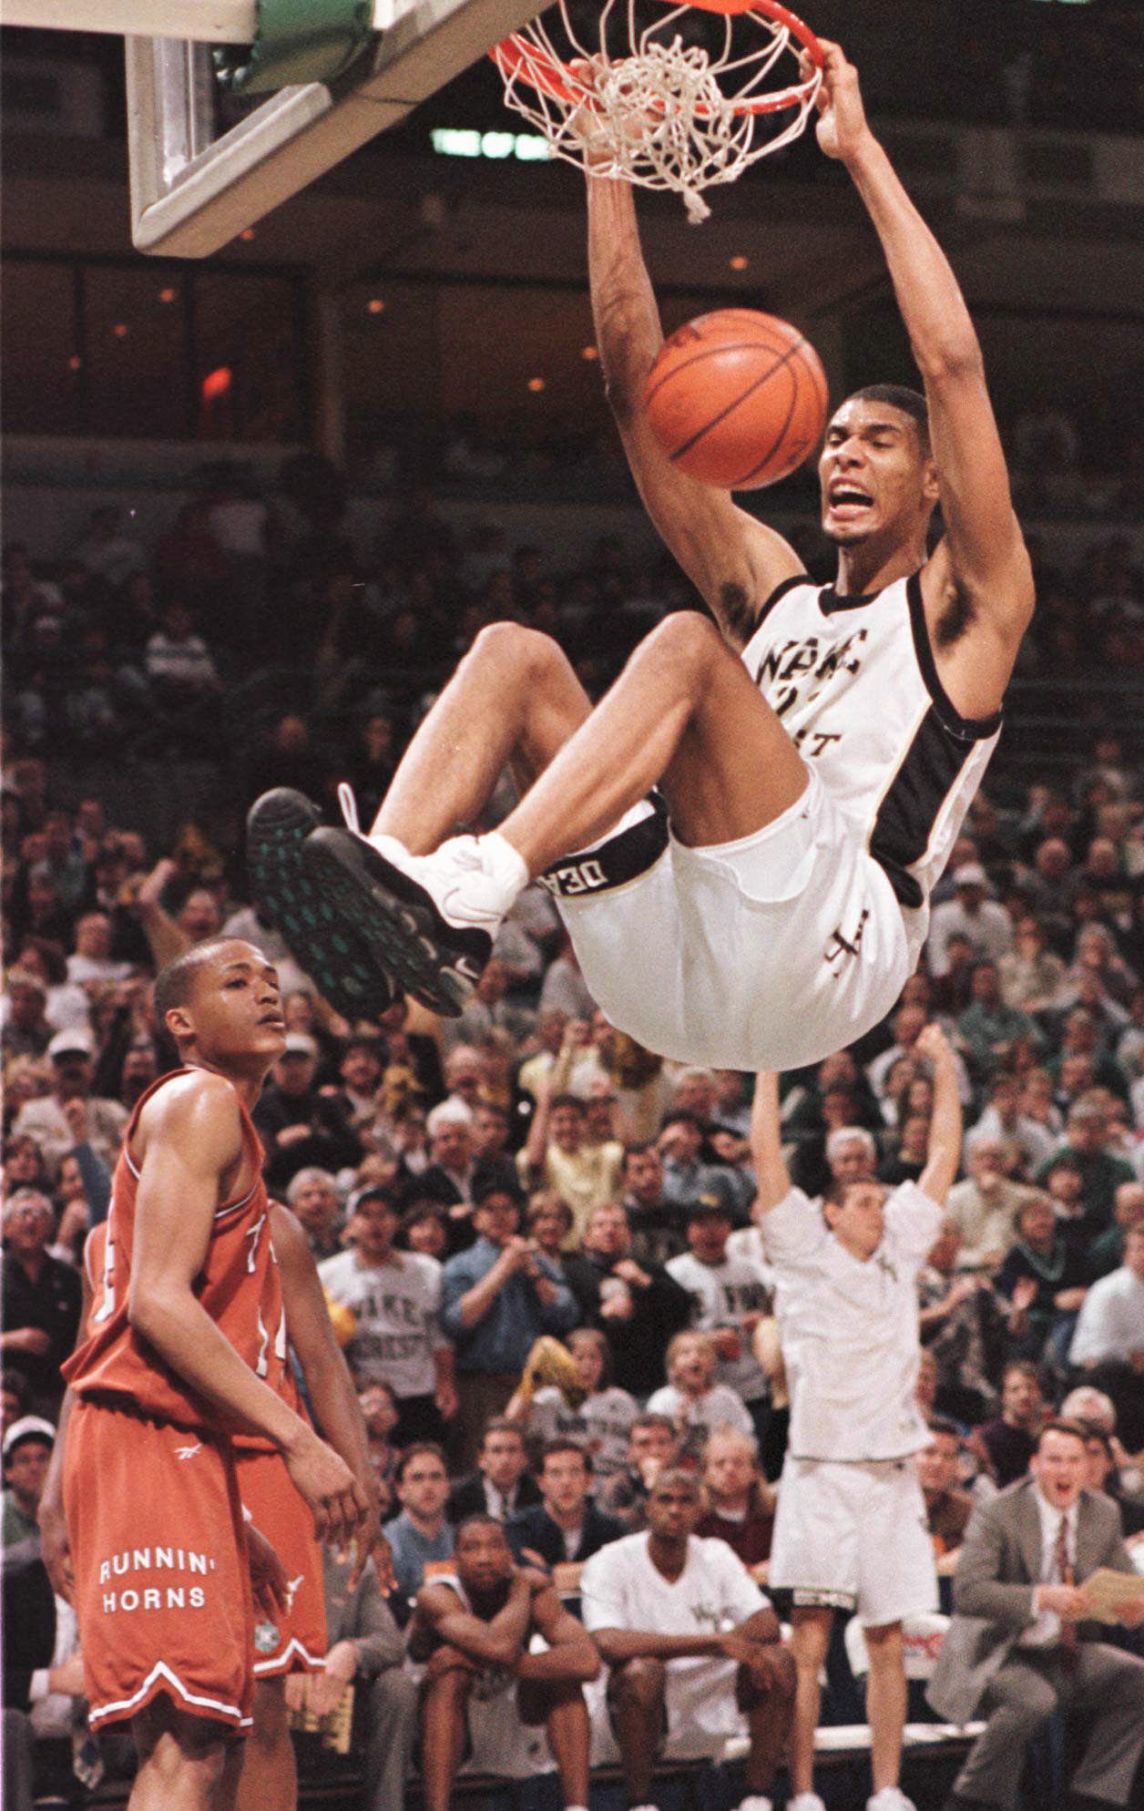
[1054,1514,1080,1669]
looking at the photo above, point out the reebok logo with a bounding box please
[175,1442,203,1462]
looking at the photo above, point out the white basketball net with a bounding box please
[493,0,823,223]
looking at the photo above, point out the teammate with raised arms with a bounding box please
[251,39,1033,1083]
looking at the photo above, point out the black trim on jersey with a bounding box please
[870,709,988,909]
[751,573,808,636]
[906,571,1003,741]
[540,794,669,900]
[817,584,882,616]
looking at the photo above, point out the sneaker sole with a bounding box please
[302,825,491,1018]
[246,789,394,1021]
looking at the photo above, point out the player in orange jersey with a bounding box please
[233,1200,390,1811]
[58,939,369,1811]
[43,1195,390,1811]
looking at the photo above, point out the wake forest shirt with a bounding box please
[318,1248,443,1398]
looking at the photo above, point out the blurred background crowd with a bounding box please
[3,452,1144,1806]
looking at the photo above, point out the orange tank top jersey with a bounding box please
[63,1070,274,1432]
[233,1203,304,1454]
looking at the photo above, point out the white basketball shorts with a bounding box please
[769,1455,938,1627]
[551,769,916,1072]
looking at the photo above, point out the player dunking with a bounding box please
[59,939,368,1811]
[249,41,1033,1075]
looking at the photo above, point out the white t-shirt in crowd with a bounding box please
[581,1532,766,1667]
[318,1248,443,1398]
[527,1385,639,1479]
[645,1382,754,1440]
[763,1181,942,1462]
[666,1251,773,1403]
[1069,1265,1144,1366]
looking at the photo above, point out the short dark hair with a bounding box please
[399,1199,446,1237]
[925,1416,961,1443]
[1036,1418,1088,1452]
[480,1417,524,1451]
[153,938,236,1023]
[630,1412,675,1440]
[648,1466,701,1501]
[550,1093,585,1116]
[1079,1424,1114,1460]
[1003,1359,1040,1385]
[352,1185,402,1216]
[455,1513,509,1544]
[822,1174,884,1212]
[395,1441,448,1484]
[660,1110,703,1134]
[540,1439,593,1474]
[847,383,931,452]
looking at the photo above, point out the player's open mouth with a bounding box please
[259,1015,286,1029]
[828,484,873,511]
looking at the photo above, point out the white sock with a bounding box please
[481,829,530,896]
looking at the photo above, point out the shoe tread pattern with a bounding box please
[303,827,491,1018]
[246,789,393,1020]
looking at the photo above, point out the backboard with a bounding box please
[128,0,547,257]
[2,0,545,257]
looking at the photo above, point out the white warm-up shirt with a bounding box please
[580,1532,766,1666]
[763,1181,942,1461]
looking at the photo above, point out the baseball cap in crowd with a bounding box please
[685,1173,739,1220]
[47,1028,95,1061]
[348,1183,402,1217]
[282,1032,318,1058]
[3,1416,57,1461]
[952,863,988,889]
[472,1160,524,1208]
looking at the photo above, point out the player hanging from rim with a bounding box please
[54,939,370,1811]
[248,40,1033,1077]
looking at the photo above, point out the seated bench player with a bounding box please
[579,1468,794,1811]
[406,1514,600,1811]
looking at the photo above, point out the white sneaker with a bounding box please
[788,1796,827,1811]
[414,832,528,933]
[737,1796,773,1811]
[302,813,525,1017]
[867,1790,916,1811]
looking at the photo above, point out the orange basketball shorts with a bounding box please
[235,1447,326,1675]
[64,1398,254,1732]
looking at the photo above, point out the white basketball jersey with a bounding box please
[739,569,1001,916]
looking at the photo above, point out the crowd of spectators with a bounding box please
[3,468,1144,1807]
[3,440,1143,769]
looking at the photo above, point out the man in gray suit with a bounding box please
[928,1418,1144,1810]
[288,1546,418,1811]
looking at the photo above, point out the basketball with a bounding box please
[644,308,829,490]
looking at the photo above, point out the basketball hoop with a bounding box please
[492,0,824,223]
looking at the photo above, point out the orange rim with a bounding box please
[491,0,824,118]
